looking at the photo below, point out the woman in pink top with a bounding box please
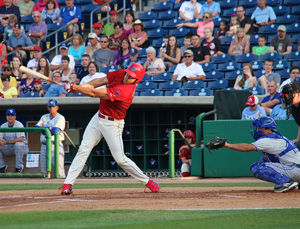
[32,0,59,13]
[177,11,214,38]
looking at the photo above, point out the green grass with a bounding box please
[0,182,273,191]
[0,209,299,229]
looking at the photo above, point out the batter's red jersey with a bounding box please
[179,144,192,160]
[99,70,136,120]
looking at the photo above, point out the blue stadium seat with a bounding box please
[267,34,277,45]
[24,24,33,32]
[158,81,181,90]
[224,70,241,80]
[205,70,224,79]
[286,23,300,34]
[144,19,162,30]
[259,52,282,61]
[147,28,167,40]
[202,62,214,72]
[283,0,300,6]
[137,81,157,90]
[137,48,147,57]
[212,17,223,27]
[247,86,265,95]
[238,0,256,7]
[168,27,190,37]
[182,80,204,89]
[164,89,189,96]
[284,52,300,61]
[20,15,34,24]
[276,15,297,25]
[254,69,266,77]
[208,79,229,89]
[151,38,164,48]
[219,0,236,9]
[222,8,236,18]
[259,24,278,34]
[249,34,259,45]
[142,74,152,82]
[104,65,118,73]
[67,92,84,97]
[189,88,213,96]
[251,60,264,71]
[75,0,90,5]
[218,61,239,72]
[140,89,163,96]
[220,36,234,46]
[134,90,140,96]
[276,69,290,80]
[158,10,177,20]
[274,60,289,70]
[273,5,289,16]
[81,4,97,14]
[152,72,173,82]
[211,54,233,64]
[177,37,184,47]
[162,18,183,29]
[173,1,183,11]
[167,65,177,73]
[245,7,256,17]
[152,1,173,11]
[267,0,281,6]
[292,34,300,44]
[291,5,300,15]
[138,11,157,21]
[235,53,258,63]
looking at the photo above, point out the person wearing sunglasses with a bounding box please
[92,35,116,68]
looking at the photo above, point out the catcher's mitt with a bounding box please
[205,138,226,150]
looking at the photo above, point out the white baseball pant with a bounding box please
[64,112,149,185]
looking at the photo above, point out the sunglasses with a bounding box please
[100,41,108,43]
[204,16,209,19]
[184,55,193,58]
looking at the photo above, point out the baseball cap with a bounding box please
[48,99,58,107]
[88,32,97,39]
[93,22,102,29]
[245,95,259,106]
[277,25,286,32]
[109,10,118,15]
[184,49,194,55]
[33,79,42,84]
[130,48,138,56]
[59,43,68,49]
[33,45,42,52]
[6,108,16,116]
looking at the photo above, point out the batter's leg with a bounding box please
[64,113,104,185]
[101,119,149,184]
[56,143,65,178]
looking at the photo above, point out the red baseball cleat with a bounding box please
[145,179,160,193]
[60,184,73,195]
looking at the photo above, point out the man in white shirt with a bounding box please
[172,49,206,82]
[79,61,106,89]
[279,66,300,92]
[50,43,75,71]
[179,0,202,21]
[27,45,43,71]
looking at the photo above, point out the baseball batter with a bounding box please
[60,63,160,194]
[179,130,195,177]
[222,116,300,193]
[36,99,66,178]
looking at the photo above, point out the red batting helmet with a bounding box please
[124,63,145,84]
[183,130,195,143]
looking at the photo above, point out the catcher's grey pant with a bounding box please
[41,142,65,178]
[266,162,300,183]
[0,142,28,169]
[64,112,149,185]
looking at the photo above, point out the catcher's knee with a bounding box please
[181,163,190,177]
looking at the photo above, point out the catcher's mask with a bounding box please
[280,83,294,106]
[183,130,195,143]
[250,116,277,140]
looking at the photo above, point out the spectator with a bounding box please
[124,48,140,68]
[0,64,17,89]
[0,32,8,68]
[172,49,206,81]
[18,0,34,17]
[58,0,81,38]
[0,74,17,98]
[258,59,281,92]
[123,11,135,37]
[144,46,166,75]
[76,54,90,80]
[252,34,270,56]
[18,72,35,96]
[179,0,202,21]
[28,11,48,45]
[32,0,59,13]
[41,0,60,24]
[128,19,148,50]
[242,95,266,120]
[227,14,239,36]
[236,5,254,35]
[37,56,51,84]
[91,22,104,40]
[32,79,43,96]
[113,38,131,67]
[279,66,300,92]
[0,0,20,22]
[11,55,23,82]
[61,55,72,82]
[7,23,33,58]
[27,45,42,71]
[3,14,19,40]
[50,43,75,71]
[270,104,294,120]
[79,61,106,88]
[177,11,214,38]
[215,20,229,40]
[179,130,195,177]
[180,34,192,57]
[91,0,110,13]
[0,108,28,173]
[68,33,85,61]
[84,33,101,59]
[109,22,127,51]
[233,63,257,90]
[190,34,210,64]
[251,0,276,31]
[260,80,281,115]
[201,27,223,56]
[92,35,116,68]
[201,0,220,19]
[103,10,118,37]
[228,27,250,56]
[159,35,181,66]
[68,72,79,84]
[270,25,292,55]
[41,71,67,97]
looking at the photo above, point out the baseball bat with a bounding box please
[19,66,64,87]
[171,129,193,150]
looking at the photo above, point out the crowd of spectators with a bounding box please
[0,0,299,120]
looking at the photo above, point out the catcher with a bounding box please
[206,116,300,193]
[179,130,195,177]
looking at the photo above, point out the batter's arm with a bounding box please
[82,77,109,88]
[223,142,256,152]
[73,84,110,100]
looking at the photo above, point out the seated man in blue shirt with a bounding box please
[0,0,21,23]
[260,80,281,115]
[41,71,67,97]
[251,0,276,31]
[201,0,221,19]
[242,95,266,120]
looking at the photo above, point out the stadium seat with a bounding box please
[152,1,173,11]
[235,53,258,63]
[205,70,224,79]
[144,19,162,30]
[286,23,300,34]
[274,60,289,70]
[291,5,300,15]
[220,36,234,46]
[238,0,256,7]
[151,38,164,48]
[167,65,177,73]
[247,86,265,95]
[168,27,190,37]
[218,61,239,72]
[222,8,236,18]
[75,0,90,5]
[137,81,157,90]
[164,89,189,96]
[208,79,229,89]
[249,34,259,45]
[140,89,163,96]
[182,80,204,89]
[292,34,300,44]
[158,81,181,90]
[138,11,157,21]
[173,1,183,11]
[259,52,282,62]
[142,74,152,82]
[283,0,300,6]
[219,0,236,9]
[254,69,266,77]
[276,69,290,80]
[273,5,289,16]
[267,0,281,6]
[251,60,264,71]
[162,18,183,29]
[211,54,233,64]
[20,15,34,24]
[259,24,278,34]
[147,28,167,40]
[158,10,177,20]
[245,7,256,17]
[202,62,214,72]
[224,70,241,80]
[189,88,213,96]
[152,72,173,82]
[212,17,222,27]
[284,52,300,61]
[137,48,147,57]
[81,4,97,14]
[276,15,297,25]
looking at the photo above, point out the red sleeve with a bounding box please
[106,84,135,102]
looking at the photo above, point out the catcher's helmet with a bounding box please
[250,116,277,140]
[124,63,145,84]
[183,130,195,142]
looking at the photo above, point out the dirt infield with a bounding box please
[1,178,300,212]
